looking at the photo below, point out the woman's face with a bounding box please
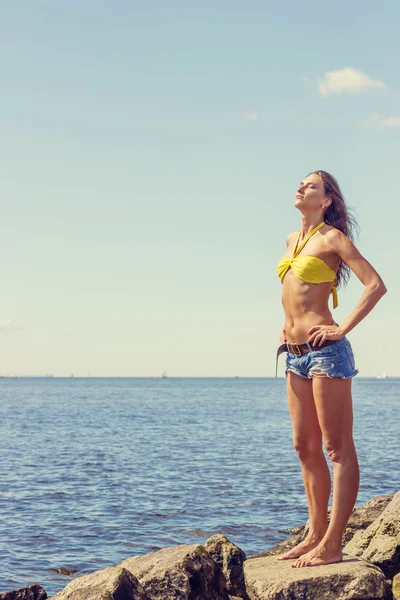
[295,174,327,209]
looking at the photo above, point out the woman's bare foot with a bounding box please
[276,535,325,560]
[291,542,343,567]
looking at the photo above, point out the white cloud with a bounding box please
[382,115,400,128]
[244,112,259,120]
[317,67,386,97]
[361,112,400,131]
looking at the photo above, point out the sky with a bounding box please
[1,0,399,377]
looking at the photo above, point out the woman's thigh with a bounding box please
[311,377,355,454]
[286,371,323,451]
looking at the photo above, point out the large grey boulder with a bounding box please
[243,553,393,600]
[119,542,230,599]
[341,494,395,546]
[47,536,243,600]
[344,490,400,579]
[50,565,149,600]
[0,585,47,600]
[204,535,248,599]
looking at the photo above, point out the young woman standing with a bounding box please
[275,170,387,568]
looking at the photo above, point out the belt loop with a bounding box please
[306,341,312,352]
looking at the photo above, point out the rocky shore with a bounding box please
[1,490,399,600]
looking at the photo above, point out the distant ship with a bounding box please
[376,372,388,379]
[161,370,168,378]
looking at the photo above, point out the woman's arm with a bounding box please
[279,232,298,342]
[326,229,387,336]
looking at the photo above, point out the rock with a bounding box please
[0,585,47,600]
[248,493,394,560]
[51,565,149,600]
[344,490,400,579]
[204,535,248,599]
[243,553,393,600]
[119,542,230,599]
[393,572,400,599]
[341,494,395,546]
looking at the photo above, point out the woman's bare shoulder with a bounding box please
[285,230,299,246]
[324,224,343,240]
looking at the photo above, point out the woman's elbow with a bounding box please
[372,279,388,296]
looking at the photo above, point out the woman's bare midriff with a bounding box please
[282,269,338,344]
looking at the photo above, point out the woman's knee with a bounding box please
[293,438,324,463]
[324,437,357,463]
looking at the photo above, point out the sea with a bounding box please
[0,376,398,596]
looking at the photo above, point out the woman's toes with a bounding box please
[293,556,306,567]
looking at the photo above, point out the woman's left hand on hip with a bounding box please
[307,323,345,346]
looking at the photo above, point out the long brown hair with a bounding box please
[307,170,360,289]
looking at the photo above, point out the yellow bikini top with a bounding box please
[276,220,338,309]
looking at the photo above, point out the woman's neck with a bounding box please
[298,217,325,240]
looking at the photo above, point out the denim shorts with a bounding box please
[285,336,359,380]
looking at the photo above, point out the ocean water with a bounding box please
[0,376,398,596]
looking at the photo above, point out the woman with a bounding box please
[275,170,387,568]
